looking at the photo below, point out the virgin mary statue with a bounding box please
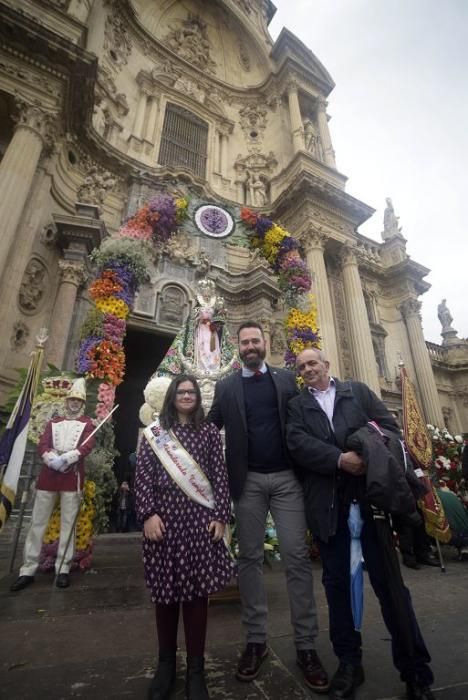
[139,280,239,424]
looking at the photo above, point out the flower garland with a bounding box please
[240,208,320,367]
[427,424,467,501]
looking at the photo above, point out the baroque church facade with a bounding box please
[0,0,467,444]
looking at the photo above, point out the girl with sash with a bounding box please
[135,374,235,700]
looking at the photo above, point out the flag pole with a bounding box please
[7,328,48,572]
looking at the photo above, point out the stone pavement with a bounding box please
[1,532,467,700]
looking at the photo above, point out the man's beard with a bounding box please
[240,347,266,370]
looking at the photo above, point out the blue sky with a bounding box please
[269,0,468,343]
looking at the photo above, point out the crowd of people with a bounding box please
[11,321,468,700]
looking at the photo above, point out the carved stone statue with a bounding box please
[382,197,402,240]
[164,15,216,74]
[77,165,116,205]
[19,259,47,313]
[140,280,239,419]
[437,299,454,331]
[249,173,268,207]
[303,119,323,160]
[164,231,197,264]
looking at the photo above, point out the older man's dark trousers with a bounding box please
[316,507,433,685]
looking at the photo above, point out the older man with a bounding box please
[208,322,328,692]
[286,348,434,700]
[10,378,95,591]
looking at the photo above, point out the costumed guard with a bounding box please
[10,378,95,591]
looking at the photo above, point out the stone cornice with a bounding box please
[271,158,374,228]
[271,28,335,95]
[0,3,97,137]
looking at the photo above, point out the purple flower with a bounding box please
[255,217,273,237]
[76,335,101,373]
[149,194,177,242]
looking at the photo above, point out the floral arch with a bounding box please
[40,194,321,569]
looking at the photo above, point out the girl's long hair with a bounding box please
[159,374,205,430]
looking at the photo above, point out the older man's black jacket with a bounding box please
[208,365,298,500]
[286,378,400,542]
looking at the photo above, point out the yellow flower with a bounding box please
[95,297,129,319]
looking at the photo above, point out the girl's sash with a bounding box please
[143,419,215,509]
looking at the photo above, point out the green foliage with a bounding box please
[85,447,118,533]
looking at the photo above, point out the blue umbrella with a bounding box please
[348,502,364,631]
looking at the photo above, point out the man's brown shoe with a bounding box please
[236,642,268,681]
[297,649,330,693]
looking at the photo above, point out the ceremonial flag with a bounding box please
[348,503,364,631]
[400,366,451,543]
[0,343,44,533]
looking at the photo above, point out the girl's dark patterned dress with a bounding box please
[135,421,235,604]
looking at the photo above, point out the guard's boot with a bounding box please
[148,649,177,700]
[186,656,209,700]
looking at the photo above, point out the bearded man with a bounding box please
[208,322,329,693]
[10,378,95,591]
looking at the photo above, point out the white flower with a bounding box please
[144,375,172,411]
[455,435,463,444]
[436,456,451,471]
[139,402,156,426]
[426,424,435,431]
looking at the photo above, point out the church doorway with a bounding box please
[113,327,173,485]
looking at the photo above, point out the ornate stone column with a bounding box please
[287,83,305,152]
[399,299,444,426]
[304,229,340,373]
[316,96,336,168]
[340,245,381,395]
[219,130,229,179]
[47,261,87,368]
[0,100,55,281]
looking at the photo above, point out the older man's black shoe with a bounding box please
[56,573,70,588]
[236,643,268,681]
[10,575,34,592]
[329,663,365,700]
[406,681,435,700]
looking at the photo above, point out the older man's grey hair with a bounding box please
[296,347,327,364]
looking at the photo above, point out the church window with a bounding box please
[158,103,208,179]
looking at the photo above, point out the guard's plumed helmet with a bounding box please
[67,377,86,402]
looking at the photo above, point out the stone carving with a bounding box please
[194,251,211,279]
[238,38,251,71]
[58,260,87,287]
[382,197,403,240]
[103,8,132,71]
[77,165,116,205]
[340,244,358,266]
[18,258,48,313]
[329,274,353,379]
[14,99,57,150]
[10,321,30,350]
[164,231,197,264]
[96,67,129,115]
[303,119,323,161]
[0,59,61,99]
[173,75,206,103]
[234,150,277,206]
[239,103,268,147]
[164,14,216,74]
[158,285,187,326]
[271,321,286,354]
[399,298,422,320]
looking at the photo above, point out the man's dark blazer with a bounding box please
[207,365,298,500]
[286,378,399,541]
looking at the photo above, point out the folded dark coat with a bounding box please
[346,424,418,517]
